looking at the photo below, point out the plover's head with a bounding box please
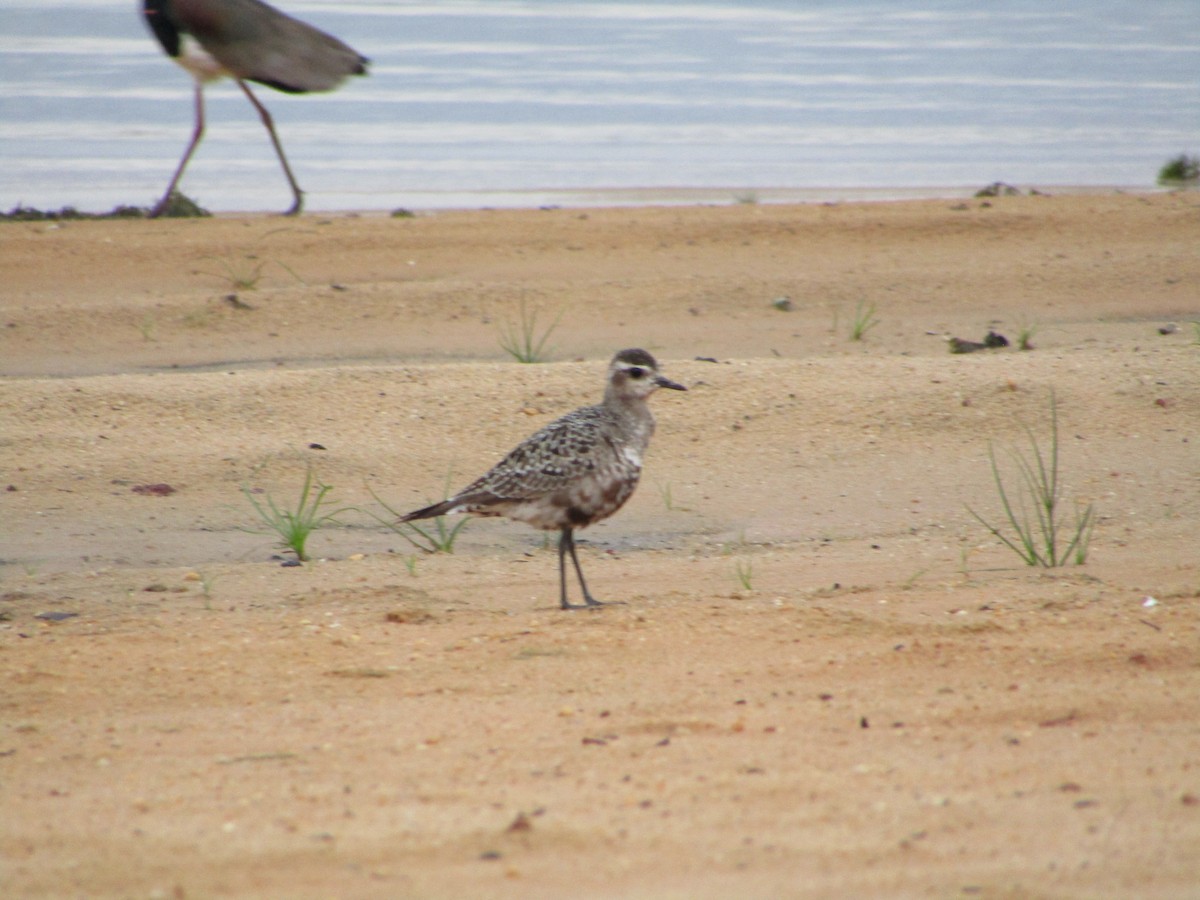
[606,348,687,401]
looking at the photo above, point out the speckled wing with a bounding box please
[459,405,631,505]
[397,405,639,527]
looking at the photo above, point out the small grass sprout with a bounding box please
[199,234,302,290]
[137,315,158,342]
[657,480,690,512]
[243,466,349,562]
[849,299,880,341]
[659,481,674,510]
[368,476,470,554]
[498,298,563,363]
[958,546,974,581]
[198,570,218,608]
[735,559,754,591]
[200,250,302,293]
[402,513,470,554]
[1017,321,1038,351]
[966,392,1096,567]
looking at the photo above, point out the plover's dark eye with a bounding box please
[628,366,645,379]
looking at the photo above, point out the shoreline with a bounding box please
[339,182,1162,213]
[5,182,1168,219]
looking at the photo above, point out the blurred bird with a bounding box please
[141,0,368,216]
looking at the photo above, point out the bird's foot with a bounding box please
[281,193,305,217]
[559,597,625,611]
[561,597,606,611]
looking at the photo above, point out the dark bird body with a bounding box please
[399,349,687,610]
[141,0,368,216]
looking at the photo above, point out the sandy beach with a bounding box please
[2,193,1199,897]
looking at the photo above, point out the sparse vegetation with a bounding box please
[156,191,211,218]
[958,546,974,581]
[849,299,880,341]
[657,481,689,512]
[181,306,216,329]
[0,195,210,220]
[404,511,470,554]
[718,530,750,557]
[137,315,157,342]
[242,466,349,562]
[198,571,218,609]
[0,203,151,222]
[1017,322,1038,351]
[217,256,268,291]
[498,298,563,363]
[966,392,1096,567]
[735,559,754,591]
[368,477,470,554]
[200,252,300,292]
[1157,153,1199,187]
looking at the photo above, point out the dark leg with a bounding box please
[557,529,571,609]
[150,83,206,218]
[558,528,603,610]
[238,80,305,216]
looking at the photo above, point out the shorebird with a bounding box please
[398,349,687,610]
[141,0,369,217]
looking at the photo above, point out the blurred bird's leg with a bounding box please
[238,79,304,215]
[150,82,207,218]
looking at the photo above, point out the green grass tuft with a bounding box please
[368,476,471,554]
[735,559,754,591]
[849,300,880,341]
[242,467,349,562]
[966,392,1096,567]
[498,298,563,363]
[1017,321,1038,351]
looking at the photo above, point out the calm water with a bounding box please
[1,0,1197,213]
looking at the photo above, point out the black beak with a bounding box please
[656,375,687,391]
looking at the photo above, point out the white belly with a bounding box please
[175,34,230,83]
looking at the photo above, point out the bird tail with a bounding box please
[397,488,507,523]
[397,499,461,523]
